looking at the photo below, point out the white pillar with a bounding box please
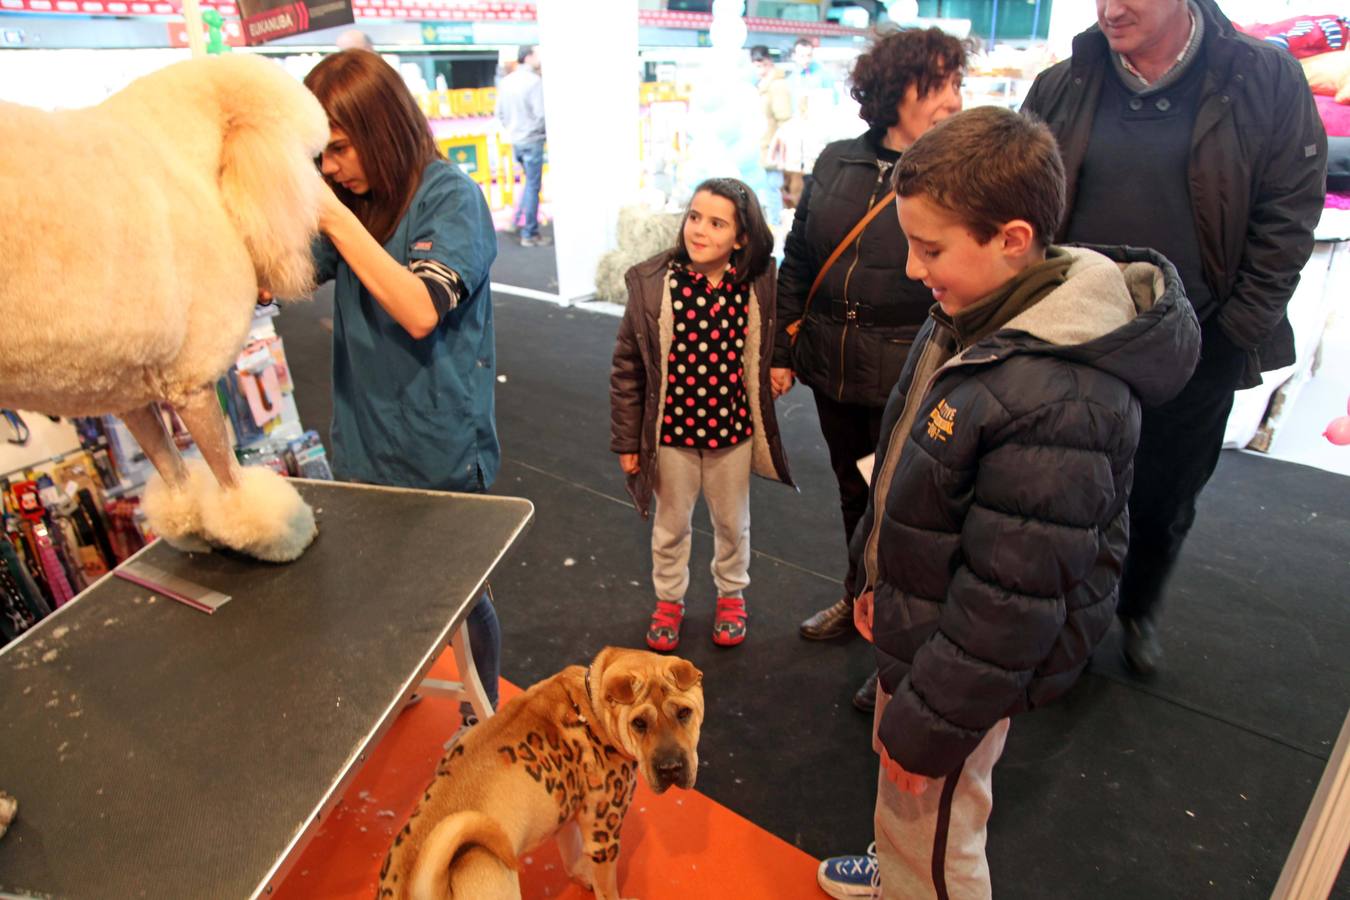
[181,0,207,57]
[536,0,640,303]
[1046,1,1097,60]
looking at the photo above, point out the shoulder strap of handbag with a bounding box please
[787,189,897,342]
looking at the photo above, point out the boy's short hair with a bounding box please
[892,106,1065,248]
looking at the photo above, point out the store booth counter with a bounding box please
[0,479,533,899]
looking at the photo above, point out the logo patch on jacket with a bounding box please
[926,399,957,442]
[412,241,433,251]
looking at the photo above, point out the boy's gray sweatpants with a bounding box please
[651,443,752,602]
[873,685,1010,899]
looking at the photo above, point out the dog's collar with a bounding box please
[571,663,595,725]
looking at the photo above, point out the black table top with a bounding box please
[0,480,533,899]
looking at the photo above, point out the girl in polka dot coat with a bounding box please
[610,178,794,651]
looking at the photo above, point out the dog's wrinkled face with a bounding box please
[595,648,705,794]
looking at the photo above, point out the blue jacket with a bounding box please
[315,159,500,492]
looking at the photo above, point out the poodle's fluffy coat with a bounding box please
[0,55,329,562]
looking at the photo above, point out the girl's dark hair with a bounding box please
[304,50,443,244]
[672,177,774,285]
[849,27,972,133]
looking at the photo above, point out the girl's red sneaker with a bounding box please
[712,596,748,647]
[646,600,685,652]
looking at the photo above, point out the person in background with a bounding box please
[1021,0,1326,676]
[335,29,374,51]
[751,45,792,227]
[303,49,503,711]
[610,178,793,653]
[816,105,1199,900]
[775,27,968,714]
[778,36,837,208]
[497,45,550,247]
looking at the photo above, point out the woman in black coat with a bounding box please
[772,27,969,710]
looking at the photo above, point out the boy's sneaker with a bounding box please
[712,596,747,646]
[646,600,684,652]
[817,842,880,899]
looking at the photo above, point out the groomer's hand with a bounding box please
[770,367,795,398]
[316,179,351,235]
[619,453,640,475]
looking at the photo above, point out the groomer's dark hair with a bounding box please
[305,50,442,245]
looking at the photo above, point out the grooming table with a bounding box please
[0,480,533,899]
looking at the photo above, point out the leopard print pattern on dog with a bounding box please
[376,649,703,899]
[494,704,639,863]
[378,709,638,894]
[376,744,468,895]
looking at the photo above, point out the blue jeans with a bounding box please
[761,169,784,226]
[465,588,500,710]
[512,139,545,238]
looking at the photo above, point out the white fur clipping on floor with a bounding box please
[142,461,317,563]
[0,791,16,840]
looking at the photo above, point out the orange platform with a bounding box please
[274,649,823,899]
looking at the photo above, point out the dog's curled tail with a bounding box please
[409,810,518,900]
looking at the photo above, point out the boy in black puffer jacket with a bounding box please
[814,106,1201,900]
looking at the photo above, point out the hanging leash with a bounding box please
[1,410,29,446]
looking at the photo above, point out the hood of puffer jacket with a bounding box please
[957,244,1201,409]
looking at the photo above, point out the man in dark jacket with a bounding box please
[1021,0,1327,675]
[815,107,1200,900]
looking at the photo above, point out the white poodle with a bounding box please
[0,55,329,562]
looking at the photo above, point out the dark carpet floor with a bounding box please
[491,223,559,294]
[274,284,1350,899]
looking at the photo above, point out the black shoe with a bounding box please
[1121,616,1162,677]
[853,670,878,713]
[800,597,855,640]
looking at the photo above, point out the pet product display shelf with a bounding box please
[0,478,533,899]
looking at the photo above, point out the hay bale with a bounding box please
[595,205,683,304]
[594,253,629,303]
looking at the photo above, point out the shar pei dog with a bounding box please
[380,646,706,900]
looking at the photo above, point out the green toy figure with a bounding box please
[202,9,232,55]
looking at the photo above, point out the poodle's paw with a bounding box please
[198,466,317,563]
[0,790,17,840]
[140,466,211,553]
